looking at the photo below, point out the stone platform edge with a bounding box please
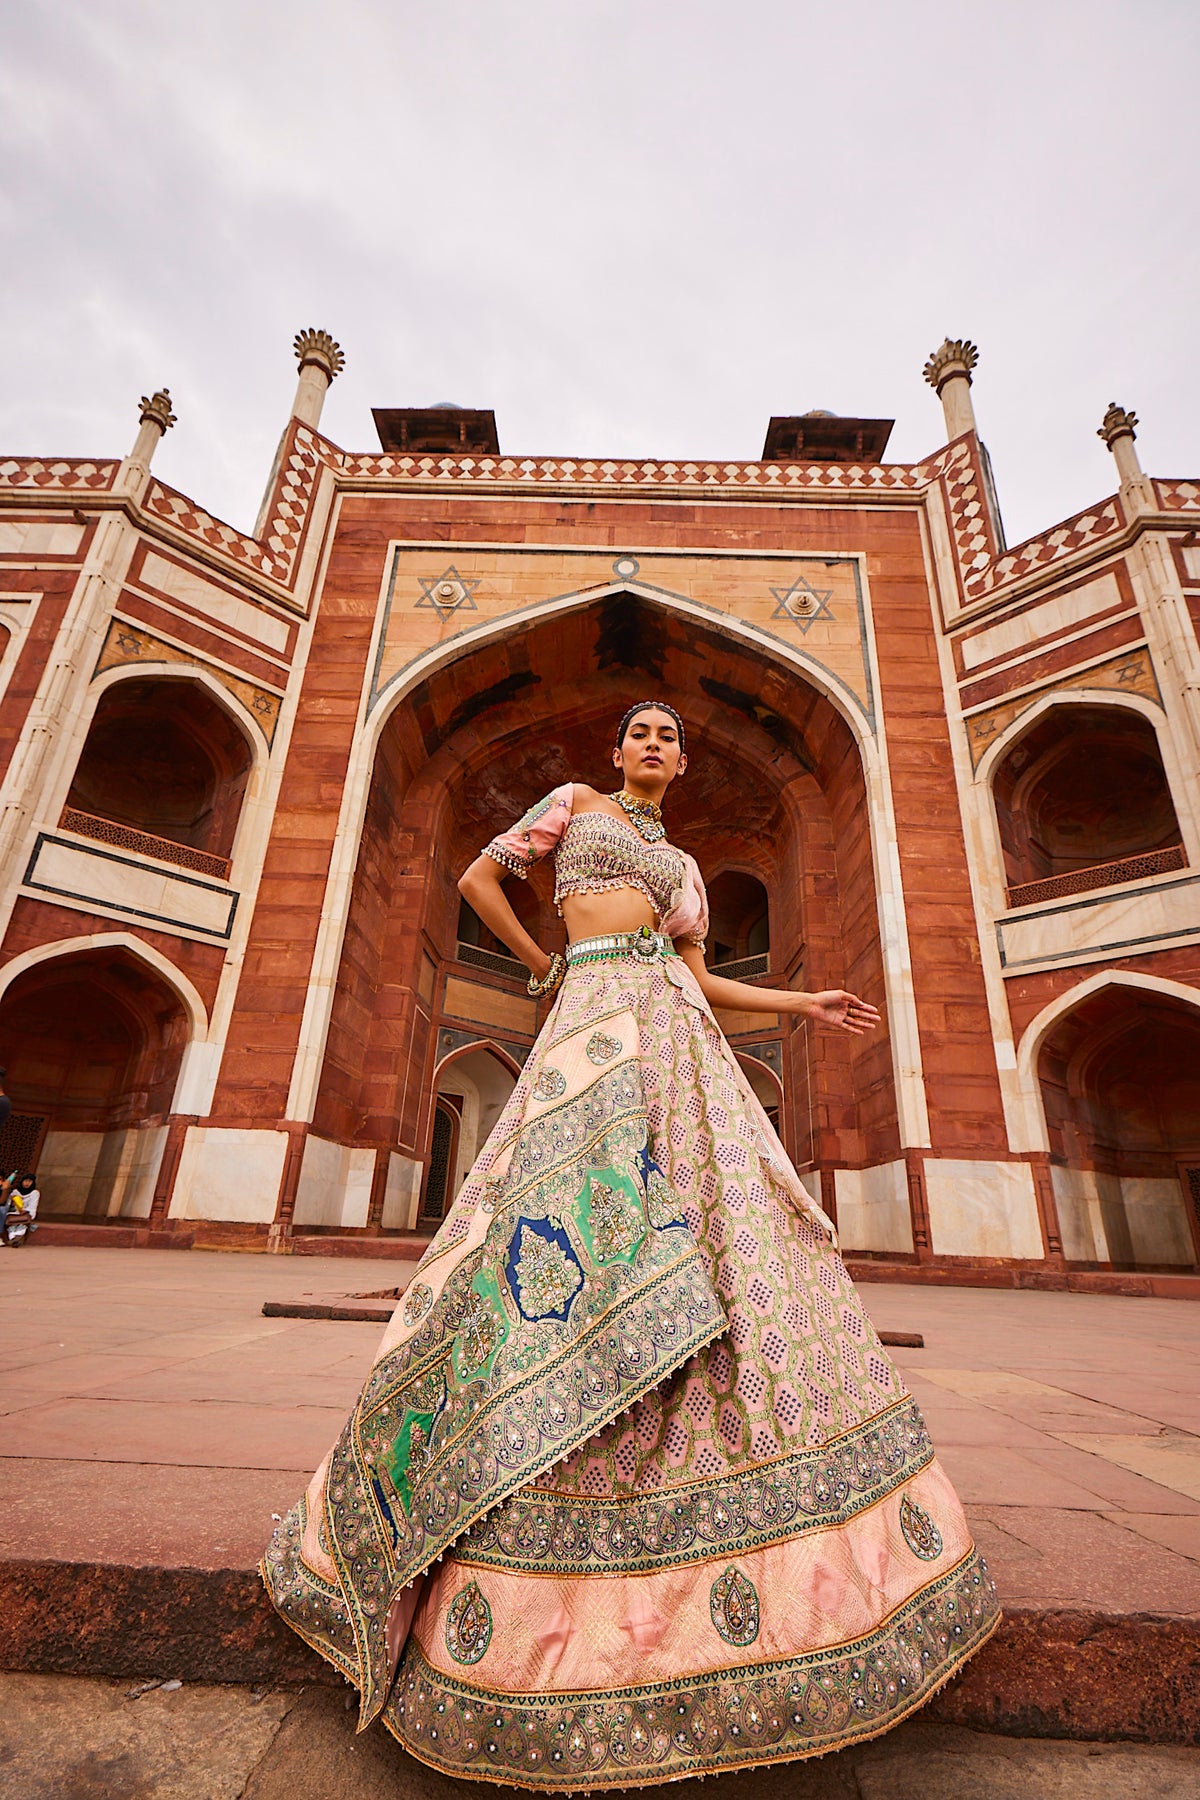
[1,1557,1196,1747]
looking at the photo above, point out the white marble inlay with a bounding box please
[999,874,1200,969]
[28,837,236,937]
[924,1158,1043,1260]
[0,520,86,556]
[1123,1176,1193,1266]
[140,550,291,652]
[1051,1165,1118,1262]
[170,1127,286,1222]
[38,1129,104,1214]
[834,1160,913,1254]
[293,1135,375,1229]
[960,572,1122,671]
[383,1152,422,1231]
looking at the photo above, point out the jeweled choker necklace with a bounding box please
[610,790,666,843]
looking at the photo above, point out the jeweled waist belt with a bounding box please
[566,927,677,966]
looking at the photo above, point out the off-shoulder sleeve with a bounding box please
[481,782,574,879]
[662,853,709,949]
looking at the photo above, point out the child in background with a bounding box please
[0,1172,39,1245]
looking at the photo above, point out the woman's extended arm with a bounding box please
[457,856,553,982]
[675,944,881,1036]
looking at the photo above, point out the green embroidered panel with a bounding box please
[305,1061,726,1728]
[576,1164,647,1265]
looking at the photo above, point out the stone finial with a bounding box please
[122,387,176,484]
[922,338,979,396]
[923,338,979,440]
[138,389,177,434]
[1097,402,1138,448]
[290,329,345,427]
[1097,402,1144,490]
[293,329,346,383]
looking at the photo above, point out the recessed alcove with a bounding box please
[63,677,252,877]
[993,703,1184,908]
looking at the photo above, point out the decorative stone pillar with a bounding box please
[923,338,979,439]
[118,389,176,495]
[291,328,346,428]
[1097,402,1144,487]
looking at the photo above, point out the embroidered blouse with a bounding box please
[482,782,709,948]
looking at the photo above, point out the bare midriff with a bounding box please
[560,886,661,945]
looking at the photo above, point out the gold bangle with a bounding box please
[527,952,565,998]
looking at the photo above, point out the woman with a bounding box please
[262,702,999,1787]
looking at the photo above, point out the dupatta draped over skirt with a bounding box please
[262,948,999,1788]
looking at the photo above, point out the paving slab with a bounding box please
[2,1248,1200,1747]
[1,1675,1198,1800]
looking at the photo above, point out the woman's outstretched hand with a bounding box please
[802,990,882,1035]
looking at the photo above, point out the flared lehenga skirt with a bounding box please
[262,946,999,1789]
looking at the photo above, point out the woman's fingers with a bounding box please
[812,990,882,1033]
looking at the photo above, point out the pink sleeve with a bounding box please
[482,783,574,879]
[662,853,709,948]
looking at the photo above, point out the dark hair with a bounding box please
[615,700,686,754]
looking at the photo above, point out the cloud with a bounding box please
[4,0,1197,540]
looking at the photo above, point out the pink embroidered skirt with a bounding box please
[262,946,999,1788]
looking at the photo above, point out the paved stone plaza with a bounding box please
[1,1675,1196,1800]
[1,1247,1199,1794]
[2,1248,1198,1603]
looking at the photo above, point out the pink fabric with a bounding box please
[386,1577,424,1676]
[659,850,708,946]
[533,1600,574,1680]
[620,1588,668,1653]
[482,782,575,877]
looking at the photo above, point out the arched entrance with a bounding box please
[420,1044,519,1221]
[311,591,899,1233]
[1037,982,1200,1268]
[0,944,192,1217]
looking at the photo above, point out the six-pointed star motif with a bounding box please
[417,566,481,613]
[769,575,834,633]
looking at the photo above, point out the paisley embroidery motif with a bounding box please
[532,1067,567,1102]
[586,1029,622,1065]
[452,1276,508,1381]
[402,1280,433,1327]
[709,1565,760,1645]
[509,1220,583,1320]
[386,1405,438,1513]
[636,1143,687,1229]
[479,1176,503,1215]
[445,1579,493,1664]
[586,1178,642,1261]
[899,1493,943,1561]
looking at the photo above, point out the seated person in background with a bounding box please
[0,1172,40,1244]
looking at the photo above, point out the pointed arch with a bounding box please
[286,582,931,1157]
[433,1036,524,1081]
[0,931,208,1038]
[1016,968,1200,1153]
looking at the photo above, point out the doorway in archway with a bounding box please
[420,1045,519,1222]
[0,946,190,1218]
[1038,983,1200,1269]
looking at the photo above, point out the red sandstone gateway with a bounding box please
[0,351,1194,1378]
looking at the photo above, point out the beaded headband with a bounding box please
[614,700,687,754]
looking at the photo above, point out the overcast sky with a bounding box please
[3,1,1196,547]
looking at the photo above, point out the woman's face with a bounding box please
[613,708,687,786]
